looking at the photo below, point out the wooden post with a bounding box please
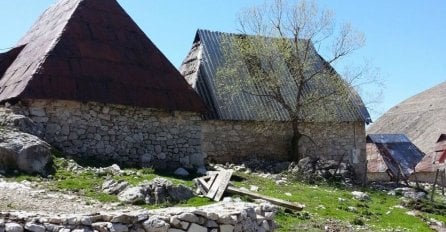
[431,169,440,202]
[412,172,420,189]
[442,169,445,196]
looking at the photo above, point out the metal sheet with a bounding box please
[181,29,371,122]
[367,134,425,178]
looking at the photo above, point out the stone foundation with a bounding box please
[202,120,367,182]
[0,202,277,232]
[3,99,203,169]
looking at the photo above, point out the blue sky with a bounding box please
[0,1,444,121]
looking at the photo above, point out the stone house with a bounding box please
[180,29,371,181]
[0,0,206,169]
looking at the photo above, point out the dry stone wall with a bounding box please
[202,120,367,181]
[7,100,203,169]
[0,202,277,232]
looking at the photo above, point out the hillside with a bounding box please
[368,81,446,170]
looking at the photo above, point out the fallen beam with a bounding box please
[226,186,305,211]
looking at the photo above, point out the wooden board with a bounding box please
[206,170,233,201]
[212,170,233,201]
[227,186,305,211]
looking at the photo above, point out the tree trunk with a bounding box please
[290,121,302,161]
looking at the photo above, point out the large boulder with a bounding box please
[0,127,52,175]
[0,107,41,136]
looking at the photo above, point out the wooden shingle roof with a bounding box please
[0,0,205,112]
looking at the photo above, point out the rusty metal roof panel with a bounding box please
[0,0,205,112]
[180,29,371,122]
[367,134,425,177]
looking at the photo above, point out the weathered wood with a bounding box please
[226,186,305,211]
[206,170,233,201]
[194,172,219,195]
[441,169,445,196]
[431,169,440,202]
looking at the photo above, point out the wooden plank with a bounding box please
[202,173,218,190]
[206,170,233,201]
[212,170,233,201]
[227,186,305,211]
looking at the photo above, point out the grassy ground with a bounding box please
[4,158,446,231]
[231,172,446,231]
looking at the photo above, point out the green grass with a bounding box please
[3,156,445,231]
[231,172,443,232]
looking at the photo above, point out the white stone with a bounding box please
[219,224,234,232]
[92,222,111,232]
[109,223,128,232]
[80,216,92,225]
[177,213,198,223]
[0,128,52,175]
[167,229,184,232]
[118,186,145,204]
[187,223,206,232]
[262,220,270,231]
[142,217,170,232]
[5,223,23,232]
[111,214,137,224]
[24,223,45,232]
[351,191,370,201]
[250,185,259,192]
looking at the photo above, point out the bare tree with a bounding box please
[216,0,379,161]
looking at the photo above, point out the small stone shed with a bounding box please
[180,29,371,180]
[366,134,425,182]
[367,81,446,182]
[0,0,206,169]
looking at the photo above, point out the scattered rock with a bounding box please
[174,168,189,177]
[388,187,427,200]
[250,185,259,192]
[118,187,145,204]
[102,179,129,195]
[351,191,370,201]
[167,184,194,202]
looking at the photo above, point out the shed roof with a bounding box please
[367,134,425,178]
[0,0,205,112]
[179,29,371,122]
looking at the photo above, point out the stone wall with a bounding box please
[0,202,277,232]
[5,99,203,169]
[202,120,367,182]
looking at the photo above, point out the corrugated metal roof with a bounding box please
[0,0,205,112]
[367,134,425,178]
[180,29,371,122]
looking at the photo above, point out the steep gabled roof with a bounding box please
[0,0,205,112]
[179,29,371,122]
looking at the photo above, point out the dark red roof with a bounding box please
[0,0,205,112]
